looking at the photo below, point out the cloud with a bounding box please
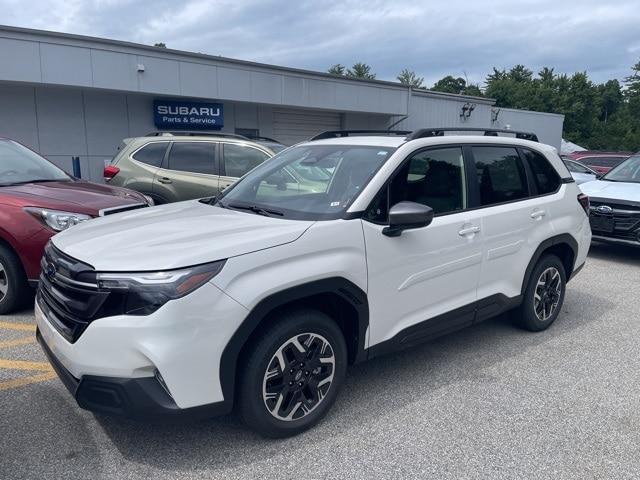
[1,0,638,86]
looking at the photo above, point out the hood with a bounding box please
[0,180,147,213]
[52,200,314,271]
[579,180,640,203]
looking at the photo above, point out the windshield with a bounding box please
[602,155,640,183]
[0,140,70,186]
[218,144,395,220]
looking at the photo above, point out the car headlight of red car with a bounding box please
[24,207,92,232]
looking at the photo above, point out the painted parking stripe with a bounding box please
[0,372,57,392]
[0,359,53,371]
[0,337,34,349]
[0,321,36,332]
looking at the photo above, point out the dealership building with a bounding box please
[0,25,564,182]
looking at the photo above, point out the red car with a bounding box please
[565,151,632,175]
[0,138,151,314]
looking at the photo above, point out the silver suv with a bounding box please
[105,132,275,203]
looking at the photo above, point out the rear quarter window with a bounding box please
[132,142,168,167]
[521,149,561,194]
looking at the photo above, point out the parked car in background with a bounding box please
[105,133,275,203]
[241,135,288,153]
[0,138,151,314]
[580,153,640,246]
[562,159,598,184]
[566,151,631,175]
[36,128,590,438]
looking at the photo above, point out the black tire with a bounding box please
[238,309,347,438]
[517,254,566,332]
[0,244,30,315]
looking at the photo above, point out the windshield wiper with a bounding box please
[227,203,284,217]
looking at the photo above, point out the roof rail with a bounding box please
[146,131,248,139]
[405,128,539,142]
[311,130,412,141]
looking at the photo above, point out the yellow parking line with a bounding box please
[0,321,36,332]
[0,372,57,391]
[0,358,53,372]
[0,337,34,349]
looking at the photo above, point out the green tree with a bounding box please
[624,61,640,117]
[397,69,424,88]
[432,75,467,94]
[346,62,376,80]
[328,64,346,76]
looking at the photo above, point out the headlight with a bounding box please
[96,260,226,315]
[24,207,92,231]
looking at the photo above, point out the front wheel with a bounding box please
[0,244,29,315]
[238,309,347,438]
[517,254,566,332]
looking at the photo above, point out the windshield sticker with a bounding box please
[377,151,389,156]
[330,201,341,207]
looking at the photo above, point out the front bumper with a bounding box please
[592,235,640,247]
[35,280,249,416]
[37,328,228,419]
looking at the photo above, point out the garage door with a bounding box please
[273,108,342,146]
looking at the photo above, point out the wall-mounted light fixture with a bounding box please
[460,102,476,120]
[136,63,145,72]
[491,108,501,123]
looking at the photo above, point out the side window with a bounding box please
[603,157,626,167]
[522,149,560,194]
[131,142,168,167]
[472,146,528,206]
[223,144,270,178]
[564,160,589,174]
[580,157,598,167]
[166,142,216,174]
[365,147,466,222]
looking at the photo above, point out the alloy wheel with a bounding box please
[262,332,335,421]
[0,261,8,301]
[533,266,562,322]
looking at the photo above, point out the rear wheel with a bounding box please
[0,244,29,315]
[238,309,347,438]
[517,254,566,331]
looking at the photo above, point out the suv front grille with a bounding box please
[590,199,640,241]
[37,244,110,343]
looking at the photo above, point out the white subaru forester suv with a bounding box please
[36,128,591,438]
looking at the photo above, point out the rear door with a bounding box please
[152,141,219,202]
[219,142,272,193]
[471,145,558,306]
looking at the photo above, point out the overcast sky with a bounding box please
[1,0,639,87]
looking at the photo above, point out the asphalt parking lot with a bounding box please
[1,243,639,480]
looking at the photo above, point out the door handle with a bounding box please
[158,177,173,184]
[530,209,546,219]
[458,225,480,236]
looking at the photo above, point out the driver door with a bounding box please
[362,146,482,351]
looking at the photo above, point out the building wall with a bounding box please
[492,108,564,151]
[399,93,494,130]
[0,83,353,180]
[0,27,409,116]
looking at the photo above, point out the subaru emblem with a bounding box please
[596,205,613,214]
[45,262,57,280]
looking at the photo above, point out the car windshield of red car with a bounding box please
[0,140,70,186]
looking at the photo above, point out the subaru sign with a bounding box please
[153,100,223,129]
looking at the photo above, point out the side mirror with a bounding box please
[382,201,434,237]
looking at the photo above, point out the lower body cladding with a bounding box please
[35,281,248,419]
